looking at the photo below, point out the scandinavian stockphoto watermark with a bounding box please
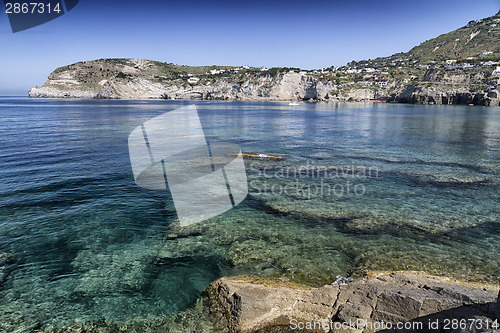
[128,105,248,227]
[3,0,79,32]
[128,105,377,224]
[249,161,379,199]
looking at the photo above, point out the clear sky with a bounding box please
[0,0,499,95]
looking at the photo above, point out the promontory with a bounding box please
[30,11,500,105]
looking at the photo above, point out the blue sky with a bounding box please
[0,0,499,95]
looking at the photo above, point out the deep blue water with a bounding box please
[0,98,499,331]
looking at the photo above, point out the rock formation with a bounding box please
[0,253,16,286]
[205,271,500,332]
[391,85,500,106]
[29,12,500,106]
[28,59,377,102]
[28,58,500,106]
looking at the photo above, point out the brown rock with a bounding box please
[205,276,339,332]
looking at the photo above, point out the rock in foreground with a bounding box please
[205,271,500,332]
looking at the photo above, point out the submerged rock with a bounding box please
[205,271,500,332]
[0,253,16,286]
[39,299,219,333]
[392,85,500,106]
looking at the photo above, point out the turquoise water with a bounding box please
[0,98,499,331]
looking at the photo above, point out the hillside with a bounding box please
[29,11,500,106]
[407,10,500,61]
[29,58,340,101]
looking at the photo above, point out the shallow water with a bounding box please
[0,98,499,331]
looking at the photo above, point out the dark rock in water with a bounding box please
[391,85,500,106]
[497,290,500,319]
[0,252,14,265]
[205,271,500,332]
[0,252,16,286]
[164,229,205,241]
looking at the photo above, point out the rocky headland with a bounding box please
[29,12,500,106]
[27,57,500,106]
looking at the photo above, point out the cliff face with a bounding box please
[391,85,500,106]
[29,57,500,105]
[28,58,376,102]
[29,12,500,105]
[388,68,500,106]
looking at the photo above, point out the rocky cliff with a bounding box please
[29,11,500,105]
[28,57,500,105]
[28,58,377,102]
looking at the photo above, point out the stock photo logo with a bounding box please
[3,0,79,32]
[128,105,248,226]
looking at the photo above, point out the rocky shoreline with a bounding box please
[205,271,500,333]
[26,60,379,103]
[31,271,500,333]
[28,58,500,106]
[2,251,499,332]
[27,11,500,106]
[389,85,500,106]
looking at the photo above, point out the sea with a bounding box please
[0,97,499,331]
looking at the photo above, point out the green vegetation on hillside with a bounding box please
[407,11,500,61]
